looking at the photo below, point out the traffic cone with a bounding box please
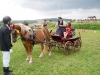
[76,29,78,31]
[92,30,96,33]
[82,29,85,32]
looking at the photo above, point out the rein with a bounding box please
[21,28,46,44]
[31,28,46,44]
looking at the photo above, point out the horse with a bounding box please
[11,24,51,64]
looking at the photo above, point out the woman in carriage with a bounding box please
[56,17,66,36]
[51,17,66,36]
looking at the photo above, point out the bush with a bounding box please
[23,21,29,25]
[72,22,100,30]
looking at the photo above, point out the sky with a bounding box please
[0,0,100,20]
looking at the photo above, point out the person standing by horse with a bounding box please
[51,17,66,36]
[0,16,13,75]
[42,19,48,27]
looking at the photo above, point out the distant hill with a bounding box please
[12,20,37,24]
[36,18,71,22]
[0,18,72,24]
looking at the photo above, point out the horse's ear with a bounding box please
[12,24,15,29]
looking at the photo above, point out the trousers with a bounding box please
[2,51,10,67]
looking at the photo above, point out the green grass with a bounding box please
[0,30,100,75]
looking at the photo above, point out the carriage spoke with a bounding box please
[64,41,73,56]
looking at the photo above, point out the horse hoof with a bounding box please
[26,59,29,61]
[48,53,51,56]
[29,61,32,64]
[39,56,43,58]
[26,57,30,61]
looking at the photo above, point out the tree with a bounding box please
[0,21,3,27]
[23,21,29,26]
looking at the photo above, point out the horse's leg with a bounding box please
[47,40,52,56]
[28,44,33,64]
[48,51,51,56]
[48,45,52,56]
[39,44,44,58]
[23,42,30,61]
[26,47,30,61]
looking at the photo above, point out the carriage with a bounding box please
[49,30,82,56]
[11,24,82,63]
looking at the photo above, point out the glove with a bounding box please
[10,49,13,53]
[11,44,13,47]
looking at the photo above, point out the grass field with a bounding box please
[0,29,100,75]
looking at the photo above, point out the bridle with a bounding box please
[11,29,21,41]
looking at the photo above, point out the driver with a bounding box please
[51,17,66,36]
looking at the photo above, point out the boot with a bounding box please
[3,67,13,75]
[4,72,12,75]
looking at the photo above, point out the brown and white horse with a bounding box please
[11,24,51,64]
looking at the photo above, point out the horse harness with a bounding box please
[21,27,49,46]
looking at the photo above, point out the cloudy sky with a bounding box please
[0,0,100,20]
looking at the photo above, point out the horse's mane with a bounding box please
[16,23,32,35]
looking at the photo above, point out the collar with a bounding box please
[6,24,10,30]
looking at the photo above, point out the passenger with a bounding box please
[66,22,72,30]
[63,22,72,38]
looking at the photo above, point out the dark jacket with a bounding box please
[58,20,63,25]
[0,25,12,51]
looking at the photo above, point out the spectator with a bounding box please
[0,16,13,75]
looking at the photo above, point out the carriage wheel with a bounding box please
[58,43,64,50]
[57,42,61,50]
[74,39,81,52]
[64,41,73,56]
[49,42,56,50]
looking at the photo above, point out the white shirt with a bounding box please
[6,24,10,30]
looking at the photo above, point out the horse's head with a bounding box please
[11,24,33,43]
[11,29,20,43]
